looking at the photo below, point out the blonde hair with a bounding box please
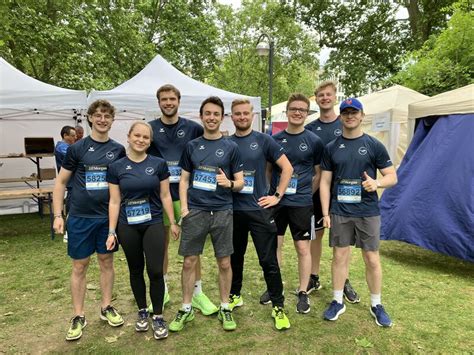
[314,81,337,96]
[128,121,154,142]
[231,98,253,112]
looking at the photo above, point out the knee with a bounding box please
[183,256,198,271]
[98,254,114,271]
[72,260,89,275]
[333,248,350,265]
[148,268,164,282]
[295,242,310,257]
[217,257,231,272]
[363,252,380,270]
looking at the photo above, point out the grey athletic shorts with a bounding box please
[329,214,381,251]
[179,209,233,258]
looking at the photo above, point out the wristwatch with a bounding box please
[274,192,281,199]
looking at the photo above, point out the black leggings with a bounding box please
[117,222,165,315]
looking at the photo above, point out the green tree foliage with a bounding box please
[208,0,319,108]
[0,0,218,90]
[392,1,474,95]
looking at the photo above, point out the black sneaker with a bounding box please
[343,279,360,303]
[306,274,322,294]
[296,291,310,314]
[259,290,271,305]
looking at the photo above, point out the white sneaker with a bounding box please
[63,232,68,243]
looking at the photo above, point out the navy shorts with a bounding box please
[67,216,118,260]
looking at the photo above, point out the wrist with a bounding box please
[229,180,234,189]
[108,229,116,236]
[54,214,63,219]
[376,180,381,188]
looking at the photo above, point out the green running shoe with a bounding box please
[272,306,290,330]
[169,308,195,332]
[192,292,218,315]
[100,305,124,327]
[218,308,237,331]
[147,290,170,313]
[66,315,87,341]
[229,294,243,311]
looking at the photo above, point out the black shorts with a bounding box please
[273,204,313,241]
[312,190,324,231]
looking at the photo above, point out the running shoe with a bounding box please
[343,279,360,303]
[65,315,87,341]
[229,294,243,310]
[370,304,393,327]
[306,274,322,294]
[135,309,149,332]
[296,291,310,314]
[100,305,124,327]
[323,300,346,321]
[259,290,271,305]
[271,306,290,330]
[192,292,218,315]
[169,308,195,332]
[152,317,169,339]
[218,308,237,331]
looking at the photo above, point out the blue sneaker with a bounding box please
[323,300,346,321]
[370,304,393,327]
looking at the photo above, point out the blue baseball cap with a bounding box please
[340,98,363,112]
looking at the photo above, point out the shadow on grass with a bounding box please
[380,240,474,279]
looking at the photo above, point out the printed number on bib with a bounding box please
[337,179,362,203]
[167,161,181,183]
[85,165,108,190]
[193,166,218,191]
[126,198,152,224]
[285,173,299,195]
[240,170,255,194]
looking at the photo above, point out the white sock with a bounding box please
[333,290,344,304]
[163,274,168,293]
[194,280,202,296]
[220,302,230,310]
[370,293,381,308]
[182,303,192,312]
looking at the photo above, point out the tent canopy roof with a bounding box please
[408,84,474,120]
[0,57,87,110]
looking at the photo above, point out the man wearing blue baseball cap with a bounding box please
[319,97,398,327]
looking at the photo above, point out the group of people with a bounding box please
[52,81,397,342]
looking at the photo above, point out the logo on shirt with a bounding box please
[334,129,342,136]
[126,165,132,170]
[282,139,287,143]
[215,149,224,158]
[299,143,308,152]
[358,147,368,155]
[199,145,205,150]
[88,146,95,152]
[145,167,155,175]
[159,128,165,133]
[339,144,346,149]
[177,130,185,138]
[106,151,115,160]
[250,142,259,150]
[316,127,322,131]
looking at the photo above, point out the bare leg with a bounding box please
[97,253,115,308]
[331,247,350,292]
[216,256,232,303]
[362,250,382,294]
[71,257,90,316]
[276,235,284,266]
[182,255,198,304]
[310,229,325,275]
[294,240,311,292]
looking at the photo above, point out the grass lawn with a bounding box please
[0,213,473,354]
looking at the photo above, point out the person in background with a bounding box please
[74,126,84,141]
[55,126,76,172]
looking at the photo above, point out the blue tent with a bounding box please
[380,85,474,262]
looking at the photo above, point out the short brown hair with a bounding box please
[86,100,115,128]
[314,81,337,96]
[156,84,181,101]
[231,98,253,112]
[286,93,310,111]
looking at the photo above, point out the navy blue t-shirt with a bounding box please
[270,130,324,207]
[230,130,284,211]
[179,136,243,211]
[321,133,393,217]
[148,117,203,201]
[62,136,126,218]
[107,155,170,225]
[305,117,343,146]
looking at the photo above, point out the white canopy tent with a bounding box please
[88,55,262,145]
[0,57,87,214]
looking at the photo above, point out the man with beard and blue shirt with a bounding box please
[305,81,359,304]
[53,100,126,341]
[169,96,244,332]
[148,84,218,316]
[320,98,397,327]
[228,98,293,330]
[267,93,324,314]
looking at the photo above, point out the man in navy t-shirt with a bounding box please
[304,81,359,303]
[269,93,324,314]
[169,96,244,333]
[320,98,397,327]
[148,84,215,315]
[229,98,293,330]
[53,100,126,341]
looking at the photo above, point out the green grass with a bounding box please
[0,213,473,353]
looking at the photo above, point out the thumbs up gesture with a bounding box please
[362,171,378,192]
[216,168,232,188]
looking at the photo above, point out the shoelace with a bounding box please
[175,310,187,321]
[104,305,117,316]
[274,308,285,319]
[153,318,166,328]
[71,316,84,329]
[138,310,148,320]
[222,310,233,321]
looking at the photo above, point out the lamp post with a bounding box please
[256,33,274,129]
